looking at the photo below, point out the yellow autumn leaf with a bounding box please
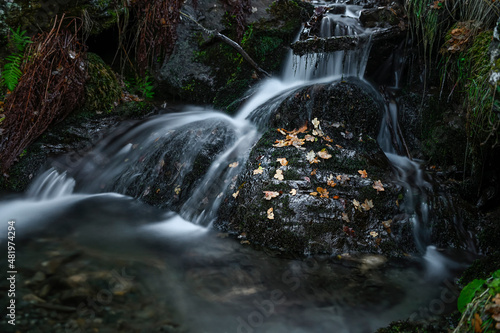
[274,169,284,180]
[267,207,274,219]
[352,199,360,210]
[277,158,288,166]
[232,191,239,198]
[312,118,320,128]
[369,231,378,237]
[309,192,318,196]
[290,189,297,195]
[229,161,239,168]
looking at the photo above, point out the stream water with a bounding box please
[0,1,475,332]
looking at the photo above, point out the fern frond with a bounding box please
[2,54,23,91]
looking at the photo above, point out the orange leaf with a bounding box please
[373,180,385,192]
[310,192,318,196]
[317,149,332,159]
[327,179,337,187]
[311,169,317,176]
[317,187,329,198]
[277,158,288,166]
[267,207,274,220]
[358,170,368,178]
[333,195,339,200]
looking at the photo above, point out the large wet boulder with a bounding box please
[216,79,419,256]
[159,0,313,109]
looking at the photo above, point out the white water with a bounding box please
[0,2,473,332]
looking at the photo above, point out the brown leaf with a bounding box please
[361,199,374,211]
[263,191,279,200]
[342,212,350,222]
[317,187,329,198]
[267,207,274,220]
[358,170,368,178]
[373,180,385,192]
[317,149,332,159]
[472,313,482,333]
[277,158,288,166]
[305,134,316,142]
[229,162,239,168]
[310,192,318,196]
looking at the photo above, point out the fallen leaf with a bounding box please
[277,158,288,166]
[336,174,350,184]
[472,313,482,333]
[263,191,279,200]
[322,135,333,142]
[317,187,329,198]
[217,233,229,238]
[369,231,378,237]
[304,176,311,182]
[353,199,360,210]
[361,199,374,211]
[273,140,288,147]
[373,180,385,192]
[333,195,339,199]
[342,212,350,222]
[229,162,239,168]
[306,150,317,164]
[312,118,320,128]
[274,169,284,180]
[290,189,297,196]
[277,128,287,135]
[310,192,318,196]
[240,240,251,245]
[253,166,264,175]
[382,219,392,228]
[311,169,317,176]
[305,134,316,142]
[317,149,332,159]
[174,186,181,195]
[267,207,274,219]
[358,170,368,178]
[232,191,240,198]
[335,144,343,149]
[343,225,355,237]
[332,122,341,128]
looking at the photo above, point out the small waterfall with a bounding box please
[282,4,372,82]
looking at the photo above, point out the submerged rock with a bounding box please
[217,79,419,256]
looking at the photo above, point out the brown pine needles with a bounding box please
[0,16,87,172]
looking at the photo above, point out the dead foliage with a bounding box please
[222,0,252,41]
[0,16,87,173]
[129,0,183,75]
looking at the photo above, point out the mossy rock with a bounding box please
[216,80,420,256]
[82,52,122,114]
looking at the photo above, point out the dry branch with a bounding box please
[180,11,270,78]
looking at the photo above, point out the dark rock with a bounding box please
[217,79,418,256]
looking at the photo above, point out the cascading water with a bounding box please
[0,2,473,332]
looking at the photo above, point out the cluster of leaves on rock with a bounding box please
[232,118,388,242]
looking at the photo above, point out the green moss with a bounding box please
[375,320,444,333]
[81,52,121,114]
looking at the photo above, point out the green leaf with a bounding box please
[457,279,485,313]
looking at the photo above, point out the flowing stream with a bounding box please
[0,1,474,332]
